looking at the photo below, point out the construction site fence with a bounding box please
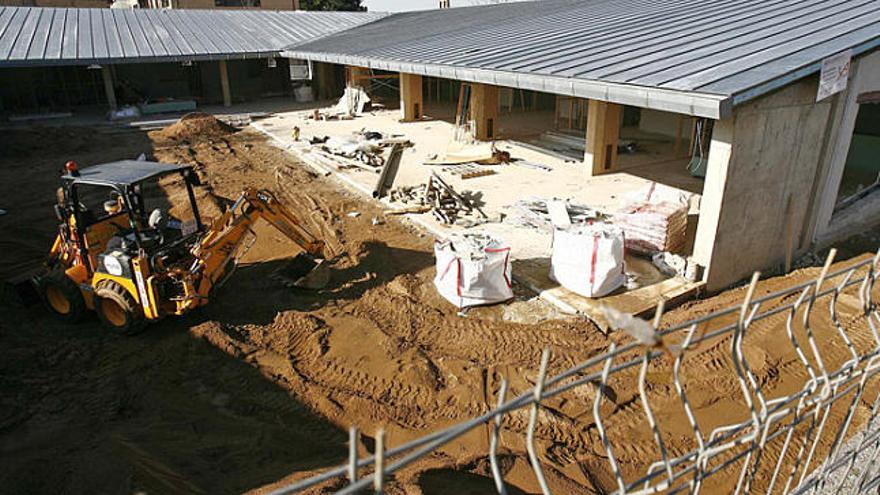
[270,249,880,495]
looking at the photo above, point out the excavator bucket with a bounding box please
[5,268,44,306]
[271,253,331,290]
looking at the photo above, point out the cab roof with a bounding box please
[63,160,189,188]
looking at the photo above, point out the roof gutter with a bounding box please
[0,51,283,69]
[283,50,732,119]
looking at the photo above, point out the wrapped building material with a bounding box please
[614,184,689,254]
[550,223,626,298]
[434,235,513,308]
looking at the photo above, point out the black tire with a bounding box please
[95,280,145,335]
[40,270,86,323]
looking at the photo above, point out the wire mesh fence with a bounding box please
[271,249,880,495]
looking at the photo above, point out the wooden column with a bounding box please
[218,60,231,107]
[101,65,117,111]
[399,73,423,122]
[584,99,621,176]
[470,83,499,141]
[346,65,371,92]
[316,63,338,100]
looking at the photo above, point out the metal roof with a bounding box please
[65,160,187,186]
[284,0,880,118]
[0,7,386,67]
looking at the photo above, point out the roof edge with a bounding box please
[1,51,282,68]
[283,50,732,119]
[730,36,880,109]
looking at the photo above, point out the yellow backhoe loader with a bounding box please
[37,159,330,334]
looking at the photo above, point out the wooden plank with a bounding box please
[350,73,398,80]
[513,257,703,332]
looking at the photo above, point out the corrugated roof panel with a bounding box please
[43,9,65,60]
[90,9,108,59]
[581,0,835,80]
[137,9,166,57]
[9,7,40,60]
[148,10,188,56]
[112,10,137,58]
[60,8,77,59]
[26,7,52,60]
[286,0,880,117]
[163,9,207,55]
[0,8,27,60]
[660,5,880,89]
[102,9,123,59]
[0,7,386,66]
[76,8,92,60]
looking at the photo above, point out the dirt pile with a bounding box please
[149,112,238,144]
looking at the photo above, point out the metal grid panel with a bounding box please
[0,6,386,67]
[270,249,880,495]
[285,0,880,112]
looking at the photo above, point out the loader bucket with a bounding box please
[4,268,44,306]
[271,253,331,290]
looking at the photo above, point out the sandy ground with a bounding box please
[1,119,879,495]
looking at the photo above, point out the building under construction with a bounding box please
[0,0,878,297]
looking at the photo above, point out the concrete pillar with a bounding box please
[218,60,231,108]
[691,117,734,291]
[584,99,621,176]
[399,73,423,122]
[470,83,498,141]
[101,65,117,111]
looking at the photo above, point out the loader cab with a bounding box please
[57,160,204,277]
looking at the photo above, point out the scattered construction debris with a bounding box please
[312,86,371,120]
[440,163,497,179]
[512,160,553,172]
[652,251,703,282]
[425,141,510,165]
[388,172,487,225]
[505,197,603,233]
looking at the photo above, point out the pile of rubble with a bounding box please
[388,173,488,226]
[504,197,604,233]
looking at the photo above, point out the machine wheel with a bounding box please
[41,270,86,323]
[95,280,145,335]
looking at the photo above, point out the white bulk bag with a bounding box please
[550,223,626,298]
[434,235,514,309]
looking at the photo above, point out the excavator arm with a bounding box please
[182,188,330,308]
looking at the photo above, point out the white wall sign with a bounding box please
[817,50,852,102]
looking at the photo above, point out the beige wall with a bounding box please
[694,76,834,291]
